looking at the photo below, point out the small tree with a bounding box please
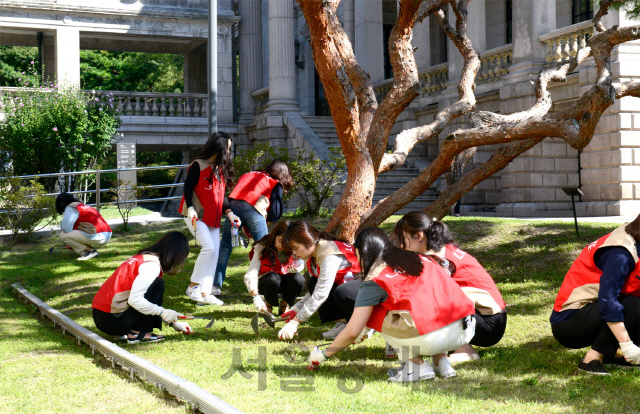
[109,180,156,232]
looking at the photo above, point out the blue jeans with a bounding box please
[214,199,269,289]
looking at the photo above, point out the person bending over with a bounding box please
[92,231,192,344]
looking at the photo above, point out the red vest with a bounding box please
[73,203,111,233]
[249,247,300,275]
[445,244,506,311]
[367,256,475,336]
[229,171,279,208]
[92,255,163,314]
[307,241,361,285]
[553,226,640,312]
[179,161,226,228]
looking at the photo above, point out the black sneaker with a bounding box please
[578,358,610,375]
[78,249,99,261]
[603,356,639,370]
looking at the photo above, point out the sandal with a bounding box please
[126,330,164,344]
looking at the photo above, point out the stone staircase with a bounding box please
[302,116,438,214]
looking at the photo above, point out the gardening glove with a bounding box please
[252,295,268,313]
[160,308,180,324]
[227,211,241,227]
[307,346,328,370]
[172,321,193,335]
[620,341,640,364]
[278,319,299,340]
[280,309,297,322]
[187,206,198,227]
[353,327,375,344]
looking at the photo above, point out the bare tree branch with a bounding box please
[594,0,626,32]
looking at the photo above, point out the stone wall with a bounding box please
[485,0,507,50]
[556,0,573,29]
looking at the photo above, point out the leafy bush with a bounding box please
[0,177,58,243]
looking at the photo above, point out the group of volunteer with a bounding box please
[56,131,640,381]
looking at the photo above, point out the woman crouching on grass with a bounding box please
[277,221,361,340]
[244,220,306,316]
[307,227,476,382]
[92,231,193,344]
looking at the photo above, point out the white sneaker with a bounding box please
[432,357,457,379]
[448,352,480,363]
[322,321,347,339]
[185,285,203,303]
[211,286,221,296]
[201,294,224,305]
[385,342,397,358]
[388,360,435,382]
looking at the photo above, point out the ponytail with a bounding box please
[394,211,456,251]
[426,220,455,252]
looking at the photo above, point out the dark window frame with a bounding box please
[572,0,594,24]
[506,0,513,44]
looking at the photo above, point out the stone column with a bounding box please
[510,0,556,72]
[447,0,485,84]
[267,0,298,111]
[343,0,356,46]
[355,0,384,82]
[413,15,430,71]
[183,44,207,93]
[54,27,80,87]
[42,34,55,84]
[238,0,263,123]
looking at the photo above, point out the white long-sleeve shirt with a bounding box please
[244,244,305,293]
[128,261,165,316]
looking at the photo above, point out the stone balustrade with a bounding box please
[540,21,593,67]
[250,87,269,115]
[476,45,512,84]
[417,63,449,97]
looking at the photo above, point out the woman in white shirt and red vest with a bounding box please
[92,231,192,344]
[307,227,476,383]
[393,212,507,362]
[179,132,239,306]
[278,221,361,340]
[550,214,640,375]
[56,193,112,260]
[213,160,294,295]
[244,220,306,316]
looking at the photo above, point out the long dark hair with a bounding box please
[354,227,423,277]
[281,220,346,253]
[626,213,640,243]
[393,211,455,252]
[265,159,294,191]
[138,231,189,275]
[196,131,234,187]
[255,220,291,264]
[55,192,80,214]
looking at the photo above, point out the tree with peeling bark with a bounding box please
[297,0,640,241]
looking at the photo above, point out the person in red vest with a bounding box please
[278,221,361,340]
[307,227,476,382]
[550,214,640,375]
[179,132,239,306]
[56,192,112,260]
[213,160,294,295]
[92,231,192,344]
[244,220,305,316]
[393,212,507,363]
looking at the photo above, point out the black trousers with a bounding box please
[471,310,507,347]
[332,279,363,322]
[257,272,306,308]
[307,276,348,323]
[551,296,640,359]
[93,278,165,336]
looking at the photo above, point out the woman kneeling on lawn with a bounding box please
[56,192,112,261]
[245,220,306,316]
[551,213,640,375]
[307,227,476,382]
[277,221,361,340]
[92,231,193,344]
[394,212,507,362]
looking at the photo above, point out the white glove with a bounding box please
[307,346,328,369]
[228,211,241,227]
[160,308,179,324]
[252,295,268,313]
[187,206,198,227]
[171,321,193,334]
[278,319,299,340]
[353,328,375,344]
[620,341,640,364]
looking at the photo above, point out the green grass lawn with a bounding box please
[1,217,640,414]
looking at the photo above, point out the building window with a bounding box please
[572,0,593,24]
[506,0,513,44]
[383,24,393,80]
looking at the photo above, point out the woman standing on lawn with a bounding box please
[214,160,294,295]
[244,220,306,316]
[179,132,239,306]
[92,231,192,344]
[307,227,476,382]
[550,213,640,375]
[394,212,507,362]
[55,192,112,261]
[278,220,361,340]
